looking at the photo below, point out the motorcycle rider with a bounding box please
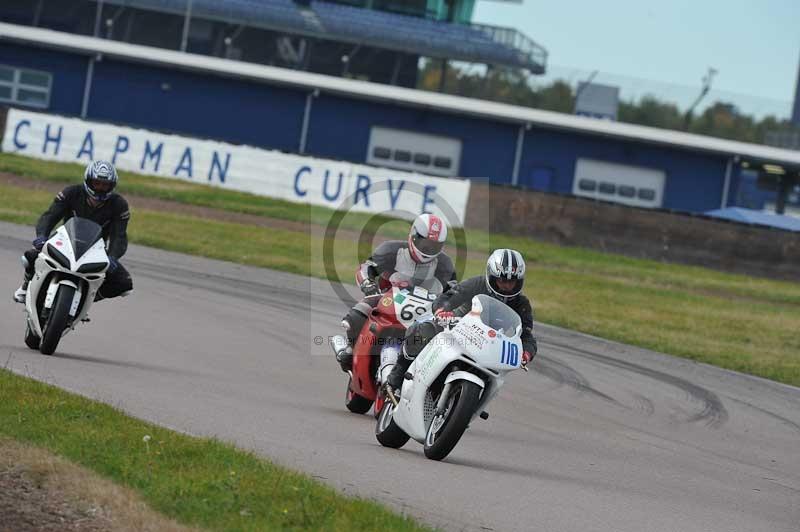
[13,160,133,304]
[336,213,456,371]
[386,248,538,391]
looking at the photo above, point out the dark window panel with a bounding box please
[433,156,452,169]
[598,182,616,194]
[372,146,391,159]
[413,153,431,165]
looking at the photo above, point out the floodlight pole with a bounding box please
[93,0,105,37]
[684,67,717,130]
[181,0,194,52]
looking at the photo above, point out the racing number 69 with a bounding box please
[400,302,426,321]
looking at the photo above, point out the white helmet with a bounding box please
[486,249,525,302]
[408,213,447,264]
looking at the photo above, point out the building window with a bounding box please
[638,188,656,201]
[578,179,597,191]
[433,156,452,169]
[413,153,432,166]
[372,146,391,160]
[598,182,616,195]
[394,150,412,162]
[618,185,636,198]
[0,65,52,109]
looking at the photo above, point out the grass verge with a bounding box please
[0,369,430,532]
[1,153,799,387]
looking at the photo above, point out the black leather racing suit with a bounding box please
[24,185,133,300]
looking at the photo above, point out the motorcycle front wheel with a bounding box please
[423,380,482,461]
[39,285,75,355]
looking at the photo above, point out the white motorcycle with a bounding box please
[23,218,110,355]
[376,294,527,460]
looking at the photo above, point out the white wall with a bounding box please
[2,108,472,226]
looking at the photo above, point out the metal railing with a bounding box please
[470,22,548,73]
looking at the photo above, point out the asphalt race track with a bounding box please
[1,220,798,532]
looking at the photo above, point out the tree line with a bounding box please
[417,61,796,146]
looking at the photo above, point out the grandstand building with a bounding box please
[0,0,546,88]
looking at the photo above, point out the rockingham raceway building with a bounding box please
[2,21,800,215]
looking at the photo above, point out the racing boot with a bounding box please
[332,330,353,372]
[13,273,32,304]
[13,280,28,304]
[385,347,414,395]
[13,255,33,304]
[338,309,368,371]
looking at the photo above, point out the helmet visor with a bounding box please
[411,232,444,257]
[87,178,114,195]
[489,276,524,297]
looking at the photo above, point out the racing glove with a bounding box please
[359,278,379,296]
[434,308,458,328]
[522,350,534,366]
[32,237,47,251]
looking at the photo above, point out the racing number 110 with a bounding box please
[500,341,519,366]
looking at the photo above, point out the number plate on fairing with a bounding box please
[395,289,433,328]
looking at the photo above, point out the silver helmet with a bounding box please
[485,249,525,302]
[84,160,118,201]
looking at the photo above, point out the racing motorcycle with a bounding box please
[331,272,443,417]
[22,218,110,355]
[375,294,527,461]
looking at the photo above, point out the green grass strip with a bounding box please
[0,369,430,532]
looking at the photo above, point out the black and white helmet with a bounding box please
[485,249,525,302]
[84,160,118,201]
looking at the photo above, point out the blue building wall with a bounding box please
[519,126,728,211]
[307,93,519,183]
[1,41,751,214]
[0,42,87,117]
[89,59,307,152]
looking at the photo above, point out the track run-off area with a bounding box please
[1,221,798,532]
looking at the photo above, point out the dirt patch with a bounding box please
[0,439,197,532]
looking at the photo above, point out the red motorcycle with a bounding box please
[333,273,443,417]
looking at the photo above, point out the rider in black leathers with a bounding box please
[386,249,538,391]
[13,160,133,304]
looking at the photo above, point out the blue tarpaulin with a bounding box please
[704,207,800,232]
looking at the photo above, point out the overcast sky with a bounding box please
[473,0,800,117]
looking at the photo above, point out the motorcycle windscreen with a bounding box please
[387,272,443,296]
[63,217,104,260]
[475,294,521,337]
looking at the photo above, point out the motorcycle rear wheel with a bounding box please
[423,380,482,461]
[345,375,374,414]
[375,401,410,448]
[39,285,75,356]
